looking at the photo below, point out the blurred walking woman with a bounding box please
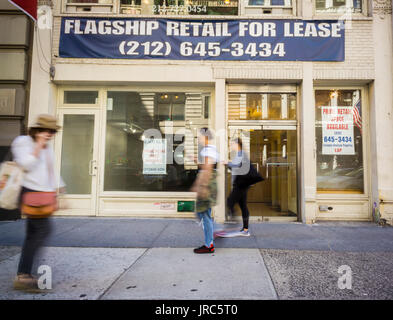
[191,128,219,254]
[12,114,64,292]
[226,138,251,236]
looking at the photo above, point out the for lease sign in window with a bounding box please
[321,106,355,155]
[143,139,167,175]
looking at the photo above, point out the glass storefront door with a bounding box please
[227,87,299,220]
[228,127,298,219]
[55,109,100,215]
[250,128,297,218]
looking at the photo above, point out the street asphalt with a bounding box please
[0,217,392,300]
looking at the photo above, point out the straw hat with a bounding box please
[30,114,61,131]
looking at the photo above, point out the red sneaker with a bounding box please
[194,244,215,254]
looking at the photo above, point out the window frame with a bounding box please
[63,0,117,14]
[60,89,101,108]
[313,85,370,199]
[313,0,368,17]
[227,92,297,121]
[99,87,212,196]
[242,0,296,16]
[61,0,298,16]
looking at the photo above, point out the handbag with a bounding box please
[21,191,57,217]
[0,161,24,210]
[234,162,264,189]
[21,148,58,218]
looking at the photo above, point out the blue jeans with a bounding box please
[197,208,214,248]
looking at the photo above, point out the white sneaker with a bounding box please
[239,230,250,237]
[220,231,241,238]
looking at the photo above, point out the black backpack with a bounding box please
[234,162,264,189]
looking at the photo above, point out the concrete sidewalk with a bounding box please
[0,217,392,251]
[0,218,392,300]
[0,246,392,300]
[0,247,277,300]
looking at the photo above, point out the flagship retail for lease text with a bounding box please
[60,18,345,61]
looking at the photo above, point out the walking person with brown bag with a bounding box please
[11,114,65,292]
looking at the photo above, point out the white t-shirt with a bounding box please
[11,135,65,192]
[199,145,219,165]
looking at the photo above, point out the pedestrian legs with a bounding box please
[17,217,52,276]
[197,208,214,248]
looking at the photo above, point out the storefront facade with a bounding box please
[28,0,393,224]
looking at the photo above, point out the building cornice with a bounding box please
[373,0,393,19]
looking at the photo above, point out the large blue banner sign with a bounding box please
[59,18,345,61]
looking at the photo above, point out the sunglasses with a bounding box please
[39,128,57,134]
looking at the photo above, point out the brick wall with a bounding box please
[313,20,375,80]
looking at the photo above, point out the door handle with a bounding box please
[251,162,260,188]
[89,160,97,176]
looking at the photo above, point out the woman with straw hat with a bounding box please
[11,114,65,292]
